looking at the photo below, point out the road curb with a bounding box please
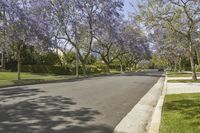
[113,75,165,133]
[147,74,167,133]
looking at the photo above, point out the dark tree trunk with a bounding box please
[82,63,86,76]
[178,57,182,72]
[196,48,200,65]
[134,63,137,70]
[16,44,21,80]
[120,62,123,73]
[189,42,197,80]
[79,57,87,76]
[174,60,178,72]
[105,62,110,73]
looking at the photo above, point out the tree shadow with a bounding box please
[0,87,45,102]
[0,92,111,133]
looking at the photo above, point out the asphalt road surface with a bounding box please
[0,71,162,133]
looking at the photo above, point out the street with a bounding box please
[0,71,162,133]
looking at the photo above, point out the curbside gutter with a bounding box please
[113,75,165,133]
[147,74,167,133]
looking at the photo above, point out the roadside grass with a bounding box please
[160,93,200,133]
[0,72,75,87]
[0,71,122,87]
[167,72,200,77]
[168,79,200,83]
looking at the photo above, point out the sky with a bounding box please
[122,0,141,18]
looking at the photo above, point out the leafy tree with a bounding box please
[0,0,54,80]
[137,0,200,80]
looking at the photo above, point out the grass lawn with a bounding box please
[167,72,200,77]
[0,71,122,87]
[168,79,200,83]
[160,93,200,133]
[0,72,76,87]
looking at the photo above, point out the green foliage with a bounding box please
[21,64,103,75]
[86,54,97,65]
[38,52,61,66]
[83,65,101,74]
[94,63,108,72]
[21,65,73,75]
[20,45,37,65]
[197,65,200,72]
[151,54,167,69]
[62,52,76,65]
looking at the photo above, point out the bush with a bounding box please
[94,63,107,72]
[197,65,200,72]
[21,65,74,75]
[21,65,103,75]
[86,65,101,74]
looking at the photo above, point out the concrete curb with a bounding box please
[148,74,168,133]
[113,76,165,133]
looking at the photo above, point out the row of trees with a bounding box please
[0,0,151,80]
[137,0,200,80]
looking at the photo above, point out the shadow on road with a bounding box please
[0,87,111,133]
[0,87,45,102]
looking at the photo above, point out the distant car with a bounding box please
[158,68,164,72]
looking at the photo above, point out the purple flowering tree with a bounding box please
[0,0,54,80]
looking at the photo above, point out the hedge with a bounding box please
[21,65,103,75]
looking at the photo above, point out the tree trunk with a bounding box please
[78,52,87,76]
[101,56,110,73]
[16,44,21,80]
[174,59,178,72]
[134,63,137,70]
[189,43,197,80]
[196,48,200,65]
[105,62,110,73]
[75,48,79,78]
[1,51,3,69]
[79,59,87,76]
[120,62,123,73]
[178,57,182,72]
[82,63,86,76]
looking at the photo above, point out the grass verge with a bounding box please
[160,93,200,133]
[167,72,200,77]
[0,72,76,87]
[168,79,200,83]
[0,71,122,88]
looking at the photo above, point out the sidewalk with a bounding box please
[167,83,200,94]
[167,76,200,94]
[168,77,200,80]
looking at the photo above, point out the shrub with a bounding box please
[94,63,107,72]
[21,65,74,75]
[21,65,103,75]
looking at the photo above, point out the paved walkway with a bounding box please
[167,77,200,80]
[167,76,200,94]
[167,83,200,94]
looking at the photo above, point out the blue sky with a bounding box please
[122,0,140,18]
